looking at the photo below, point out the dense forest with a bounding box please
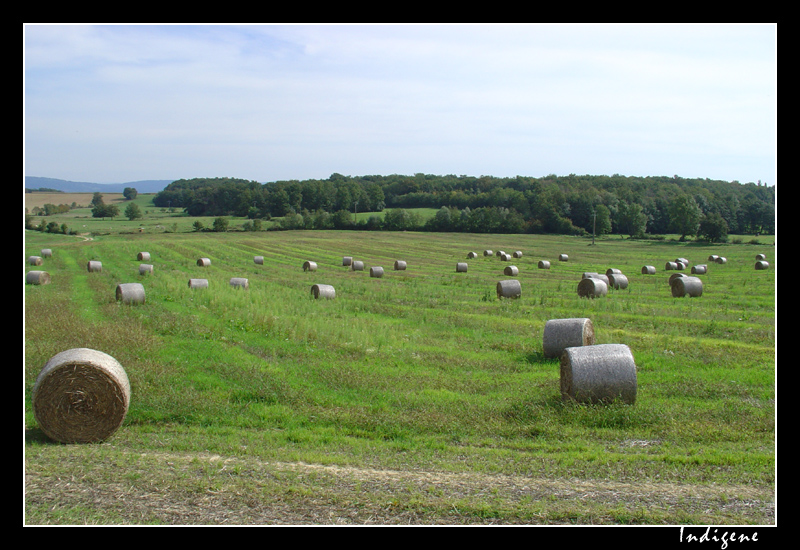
[152,173,775,240]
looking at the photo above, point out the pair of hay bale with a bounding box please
[116,283,146,304]
[303,261,318,272]
[32,348,131,443]
[311,283,335,299]
[496,279,521,299]
[188,278,208,289]
[26,271,51,285]
[670,275,703,297]
[665,261,684,271]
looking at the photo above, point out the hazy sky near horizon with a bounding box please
[24,24,776,186]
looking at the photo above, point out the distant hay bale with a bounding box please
[606,268,622,276]
[188,278,208,289]
[370,266,384,278]
[675,262,686,270]
[115,283,146,304]
[197,258,211,267]
[708,255,720,262]
[496,250,505,257]
[756,253,766,261]
[671,276,703,297]
[41,249,52,258]
[543,318,595,359]
[137,252,150,261]
[675,258,689,266]
[467,252,478,259]
[29,256,43,266]
[582,272,609,285]
[715,257,727,264]
[500,253,512,261]
[755,260,770,270]
[608,273,629,290]
[33,348,130,443]
[229,277,249,289]
[665,261,679,271]
[513,251,523,258]
[483,250,493,257]
[342,256,353,266]
[560,344,637,405]
[577,277,607,298]
[538,260,551,269]
[87,261,102,273]
[351,260,365,271]
[138,264,154,275]
[504,265,519,276]
[394,260,407,270]
[456,262,468,273]
[641,265,656,274]
[311,284,335,299]
[26,270,51,285]
[496,279,521,299]
[691,264,708,274]
[254,256,264,265]
[559,254,569,261]
[303,261,318,272]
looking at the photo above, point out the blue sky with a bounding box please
[24,24,776,185]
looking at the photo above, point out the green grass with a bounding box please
[24,228,775,524]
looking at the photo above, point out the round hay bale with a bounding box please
[641,265,656,275]
[543,318,595,359]
[188,278,208,289]
[671,276,703,297]
[496,279,521,299]
[370,266,384,278]
[504,265,519,276]
[197,258,211,267]
[755,260,770,270]
[560,344,637,405]
[608,273,629,290]
[456,262,468,273]
[691,264,708,274]
[665,261,678,271]
[342,256,353,266]
[41,249,53,258]
[668,272,686,285]
[467,252,478,259]
[500,253,512,261]
[254,256,264,265]
[230,277,249,289]
[26,270,51,285]
[675,261,686,270]
[32,348,131,443]
[582,272,609,285]
[708,255,720,262]
[87,261,102,273]
[115,283,146,304]
[29,256,43,266]
[715,256,727,264]
[577,277,607,298]
[311,284,336,299]
[351,260,364,271]
[538,260,551,269]
[483,250,493,257]
[496,250,505,257]
[137,252,151,261]
[675,257,689,266]
[303,261,318,272]
[756,253,766,261]
[559,254,569,262]
[138,264,154,275]
[605,268,622,276]
[513,251,523,258]
[394,260,407,270]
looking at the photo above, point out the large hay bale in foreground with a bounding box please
[370,266,384,278]
[496,279,521,299]
[504,265,519,276]
[641,265,656,275]
[394,260,407,270]
[543,318,595,359]
[116,283,146,304]
[137,252,150,261]
[560,344,637,405]
[87,261,102,273]
[32,348,131,443]
[26,271,51,285]
[456,262,468,273]
[755,260,770,270]
[229,277,249,289]
[671,276,703,297]
[29,256,43,266]
[197,258,211,267]
[577,277,607,298]
[188,278,208,289]
[303,261,318,272]
[311,284,336,299]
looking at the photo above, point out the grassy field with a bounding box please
[24,222,775,525]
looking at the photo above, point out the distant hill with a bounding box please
[25,176,174,194]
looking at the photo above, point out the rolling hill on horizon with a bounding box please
[25,176,174,194]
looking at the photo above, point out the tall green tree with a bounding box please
[668,194,702,240]
[124,202,142,221]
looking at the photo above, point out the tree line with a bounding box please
[152,173,775,240]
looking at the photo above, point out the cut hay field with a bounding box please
[24,229,776,525]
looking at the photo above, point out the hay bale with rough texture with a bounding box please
[577,277,607,298]
[513,251,523,258]
[188,278,208,289]
[342,256,353,266]
[138,264,154,275]
[496,279,521,299]
[483,250,493,257]
[543,318,595,359]
[641,265,656,275]
[41,249,53,258]
[311,284,335,299]
[303,261,318,272]
[370,266,384,278]
[137,252,150,261]
[32,348,131,443]
[559,254,569,262]
[87,261,102,273]
[691,264,708,274]
[254,256,264,265]
[394,260,407,270]
[582,272,609,285]
[665,261,679,271]
[351,260,365,271]
[467,252,478,259]
[116,283,146,304]
[197,258,211,267]
[456,262,468,273]
[608,273,629,290]
[756,253,766,261]
[26,271,51,285]
[504,265,519,276]
[668,273,686,285]
[560,344,637,404]
[29,256,43,266]
[230,277,249,289]
[538,260,551,269]
[671,276,703,297]
[755,260,770,270]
